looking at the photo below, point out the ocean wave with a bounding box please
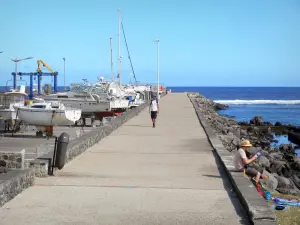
[214,100,300,105]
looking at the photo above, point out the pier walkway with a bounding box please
[0,93,249,225]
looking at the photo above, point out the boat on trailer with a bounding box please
[15,101,81,126]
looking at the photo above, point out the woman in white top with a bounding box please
[149,96,159,128]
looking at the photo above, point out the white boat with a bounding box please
[15,102,81,126]
[0,86,27,121]
[38,78,130,114]
[95,78,130,110]
[37,84,111,113]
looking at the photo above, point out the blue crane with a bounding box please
[12,60,58,99]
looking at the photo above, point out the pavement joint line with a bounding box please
[34,183,226,191]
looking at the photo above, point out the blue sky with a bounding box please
[0,0,299,87]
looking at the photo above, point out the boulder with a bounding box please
[270,160,293,177]
[279,144,294,153]
[276,176,293,194]
[258,156,270,169]
[261,170,278,191]
[250,116,264,126]
[284,153,297,163]
[249,147,262,155]
[240,129,248,137]
[291,174,300,190]
[213,103,228,111]
[263,122,273,126]
[290,161,300,172]
[259,140,271,149]
[239,122,249,126]
[267,152,283,163]
[261,150,270,157]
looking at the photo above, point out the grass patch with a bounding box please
[268,193,300,225]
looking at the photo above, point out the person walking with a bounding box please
[149,96,159,128]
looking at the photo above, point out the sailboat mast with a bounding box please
[118,9,122,86]
[110,37,114,81]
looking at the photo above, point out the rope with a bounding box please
[120,18,137,83]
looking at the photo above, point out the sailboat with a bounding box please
[15,101,81,126]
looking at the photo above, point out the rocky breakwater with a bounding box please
[188,92,300,196]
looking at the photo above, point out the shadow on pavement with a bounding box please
[210,149,251,225]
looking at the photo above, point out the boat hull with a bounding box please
[110,99,130,109]
[40,98,111,113]
[17,108,82,126]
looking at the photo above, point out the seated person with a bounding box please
[234,139,267,183]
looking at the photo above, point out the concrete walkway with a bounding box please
[0,93,249,225]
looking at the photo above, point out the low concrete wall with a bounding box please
[0,150,25,169]
[31,101,150,177]
[0,169,35,207]
[189,96,277,225]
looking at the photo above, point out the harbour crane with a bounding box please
[12,59,58,99]
[37,60,55,73]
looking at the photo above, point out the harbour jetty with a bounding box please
[189,93,300,197]
[0,93,263,225]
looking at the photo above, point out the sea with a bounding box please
[169,87,300,155]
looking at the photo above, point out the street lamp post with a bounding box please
[153,39,160,99]
[63,58,66,91]
[11,57,33,90]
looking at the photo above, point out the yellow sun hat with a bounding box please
[240,139,252,147]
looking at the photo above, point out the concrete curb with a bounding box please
[189,96,277,225]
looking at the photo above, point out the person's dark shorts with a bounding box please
[151,111,157,119]
[245,167,260,177]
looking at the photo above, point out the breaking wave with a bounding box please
[214,100,300,105]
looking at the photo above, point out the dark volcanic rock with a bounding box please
[263,122,273,126]
[276,176,293,194]
[279,144,294,153]
[250,116,264,126]
[188,92,300,196]
[249,147,262,155]
[267,152,284,163]
[214,103,228,111]
[291,174,300,190]
[240,129,248,137]
[258,156,270,169]
[284,153,297,163]
[270,161,293,178]
[290,161,300,172]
